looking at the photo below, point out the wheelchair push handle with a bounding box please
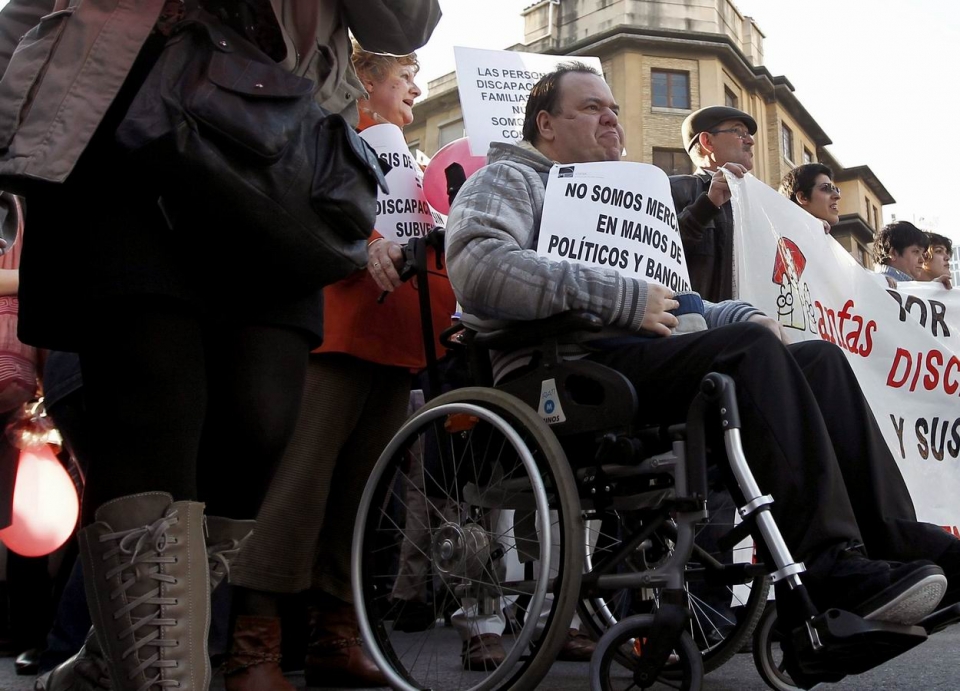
[699,372,741,431]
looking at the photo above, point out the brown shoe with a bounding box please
[222,615,295,691]
[557,628,596,662]
[305,597,388,688]
[461,633,506,671]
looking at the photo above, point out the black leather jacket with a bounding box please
[669,172,734,302]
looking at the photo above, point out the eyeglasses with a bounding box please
[817,182,841,196]
[708,127,753,141]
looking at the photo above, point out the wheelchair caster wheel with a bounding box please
[753,603,798,691]
[590,613,703,691]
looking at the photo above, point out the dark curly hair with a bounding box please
[925,231,953,256]
[874,221,929,266]
[779,163,834,205]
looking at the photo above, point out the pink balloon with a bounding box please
[0,445,79,557]
[422,138,487,214]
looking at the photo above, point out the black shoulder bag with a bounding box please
[115,1,389,295]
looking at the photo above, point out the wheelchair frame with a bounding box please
[357,224,952,690]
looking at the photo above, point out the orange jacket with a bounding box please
[316,116,457,369]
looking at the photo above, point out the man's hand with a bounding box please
[706,163,749,208]
[641,284,680,337]
[932,274,954,290]
[367,238,404,292]
[747,314,790,344]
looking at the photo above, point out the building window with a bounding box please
[438,119,464,149]
[652,148,693,176]
[864,197,871,225]
[803,148,814,165]
[857,244,869,267]
[601,60,613,81]
[780,123,794,163]
[652,70,690,109]
[724,87,738,109]
[872,205,880,230]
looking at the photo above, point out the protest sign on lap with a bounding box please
[537,162,690,290]
[729,172,960,532]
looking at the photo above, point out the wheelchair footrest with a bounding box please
[919,602,960,634]
[789,608,926,680]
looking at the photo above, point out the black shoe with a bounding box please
[15,648,40,675]
[804,554,945,625]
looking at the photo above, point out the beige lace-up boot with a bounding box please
[78,492,210,691]
[36,514,255,691]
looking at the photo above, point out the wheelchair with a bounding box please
[350,308,956,691]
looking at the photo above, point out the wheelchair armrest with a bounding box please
[472,311,604,351]
[439,322,467,351]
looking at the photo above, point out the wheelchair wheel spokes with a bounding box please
[671,487,770,675]
[579,492,770,679]
[353,390,582,691]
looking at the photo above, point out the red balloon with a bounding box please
[422,138,487,214]
[0,445,79,557]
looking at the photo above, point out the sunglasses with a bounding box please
[817,182,841,196]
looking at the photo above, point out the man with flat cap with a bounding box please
[670,106,757,302]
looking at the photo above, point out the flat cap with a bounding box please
[682,106,757,151]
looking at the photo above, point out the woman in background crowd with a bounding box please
[779,162,841,233]
[225,44,456,690]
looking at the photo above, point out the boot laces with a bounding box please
[207,537,242,589]
[100,510,182,690]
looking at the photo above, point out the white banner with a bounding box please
[537,162,691,290]
[454,47,603,156]
[729,173,960,534]
[360,124,444,244]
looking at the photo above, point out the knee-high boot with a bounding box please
[36,500,255,691]
[79,492,210,691]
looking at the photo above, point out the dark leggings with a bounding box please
[78,299,310,523]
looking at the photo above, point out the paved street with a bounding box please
[1,627,958,691]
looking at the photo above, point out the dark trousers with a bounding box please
[78,298,310,521]
[588,322,954,569]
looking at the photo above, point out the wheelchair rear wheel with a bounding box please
[352,388,583,691]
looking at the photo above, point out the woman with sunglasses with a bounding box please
[779,163,842,233]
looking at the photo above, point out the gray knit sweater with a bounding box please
[446,142,761,376]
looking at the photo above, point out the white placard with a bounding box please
[454,47,604,156]
[729,172,960,533]
[537,162,691,291]
[360,124,444,243]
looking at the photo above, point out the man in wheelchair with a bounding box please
[445,63,960,681]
